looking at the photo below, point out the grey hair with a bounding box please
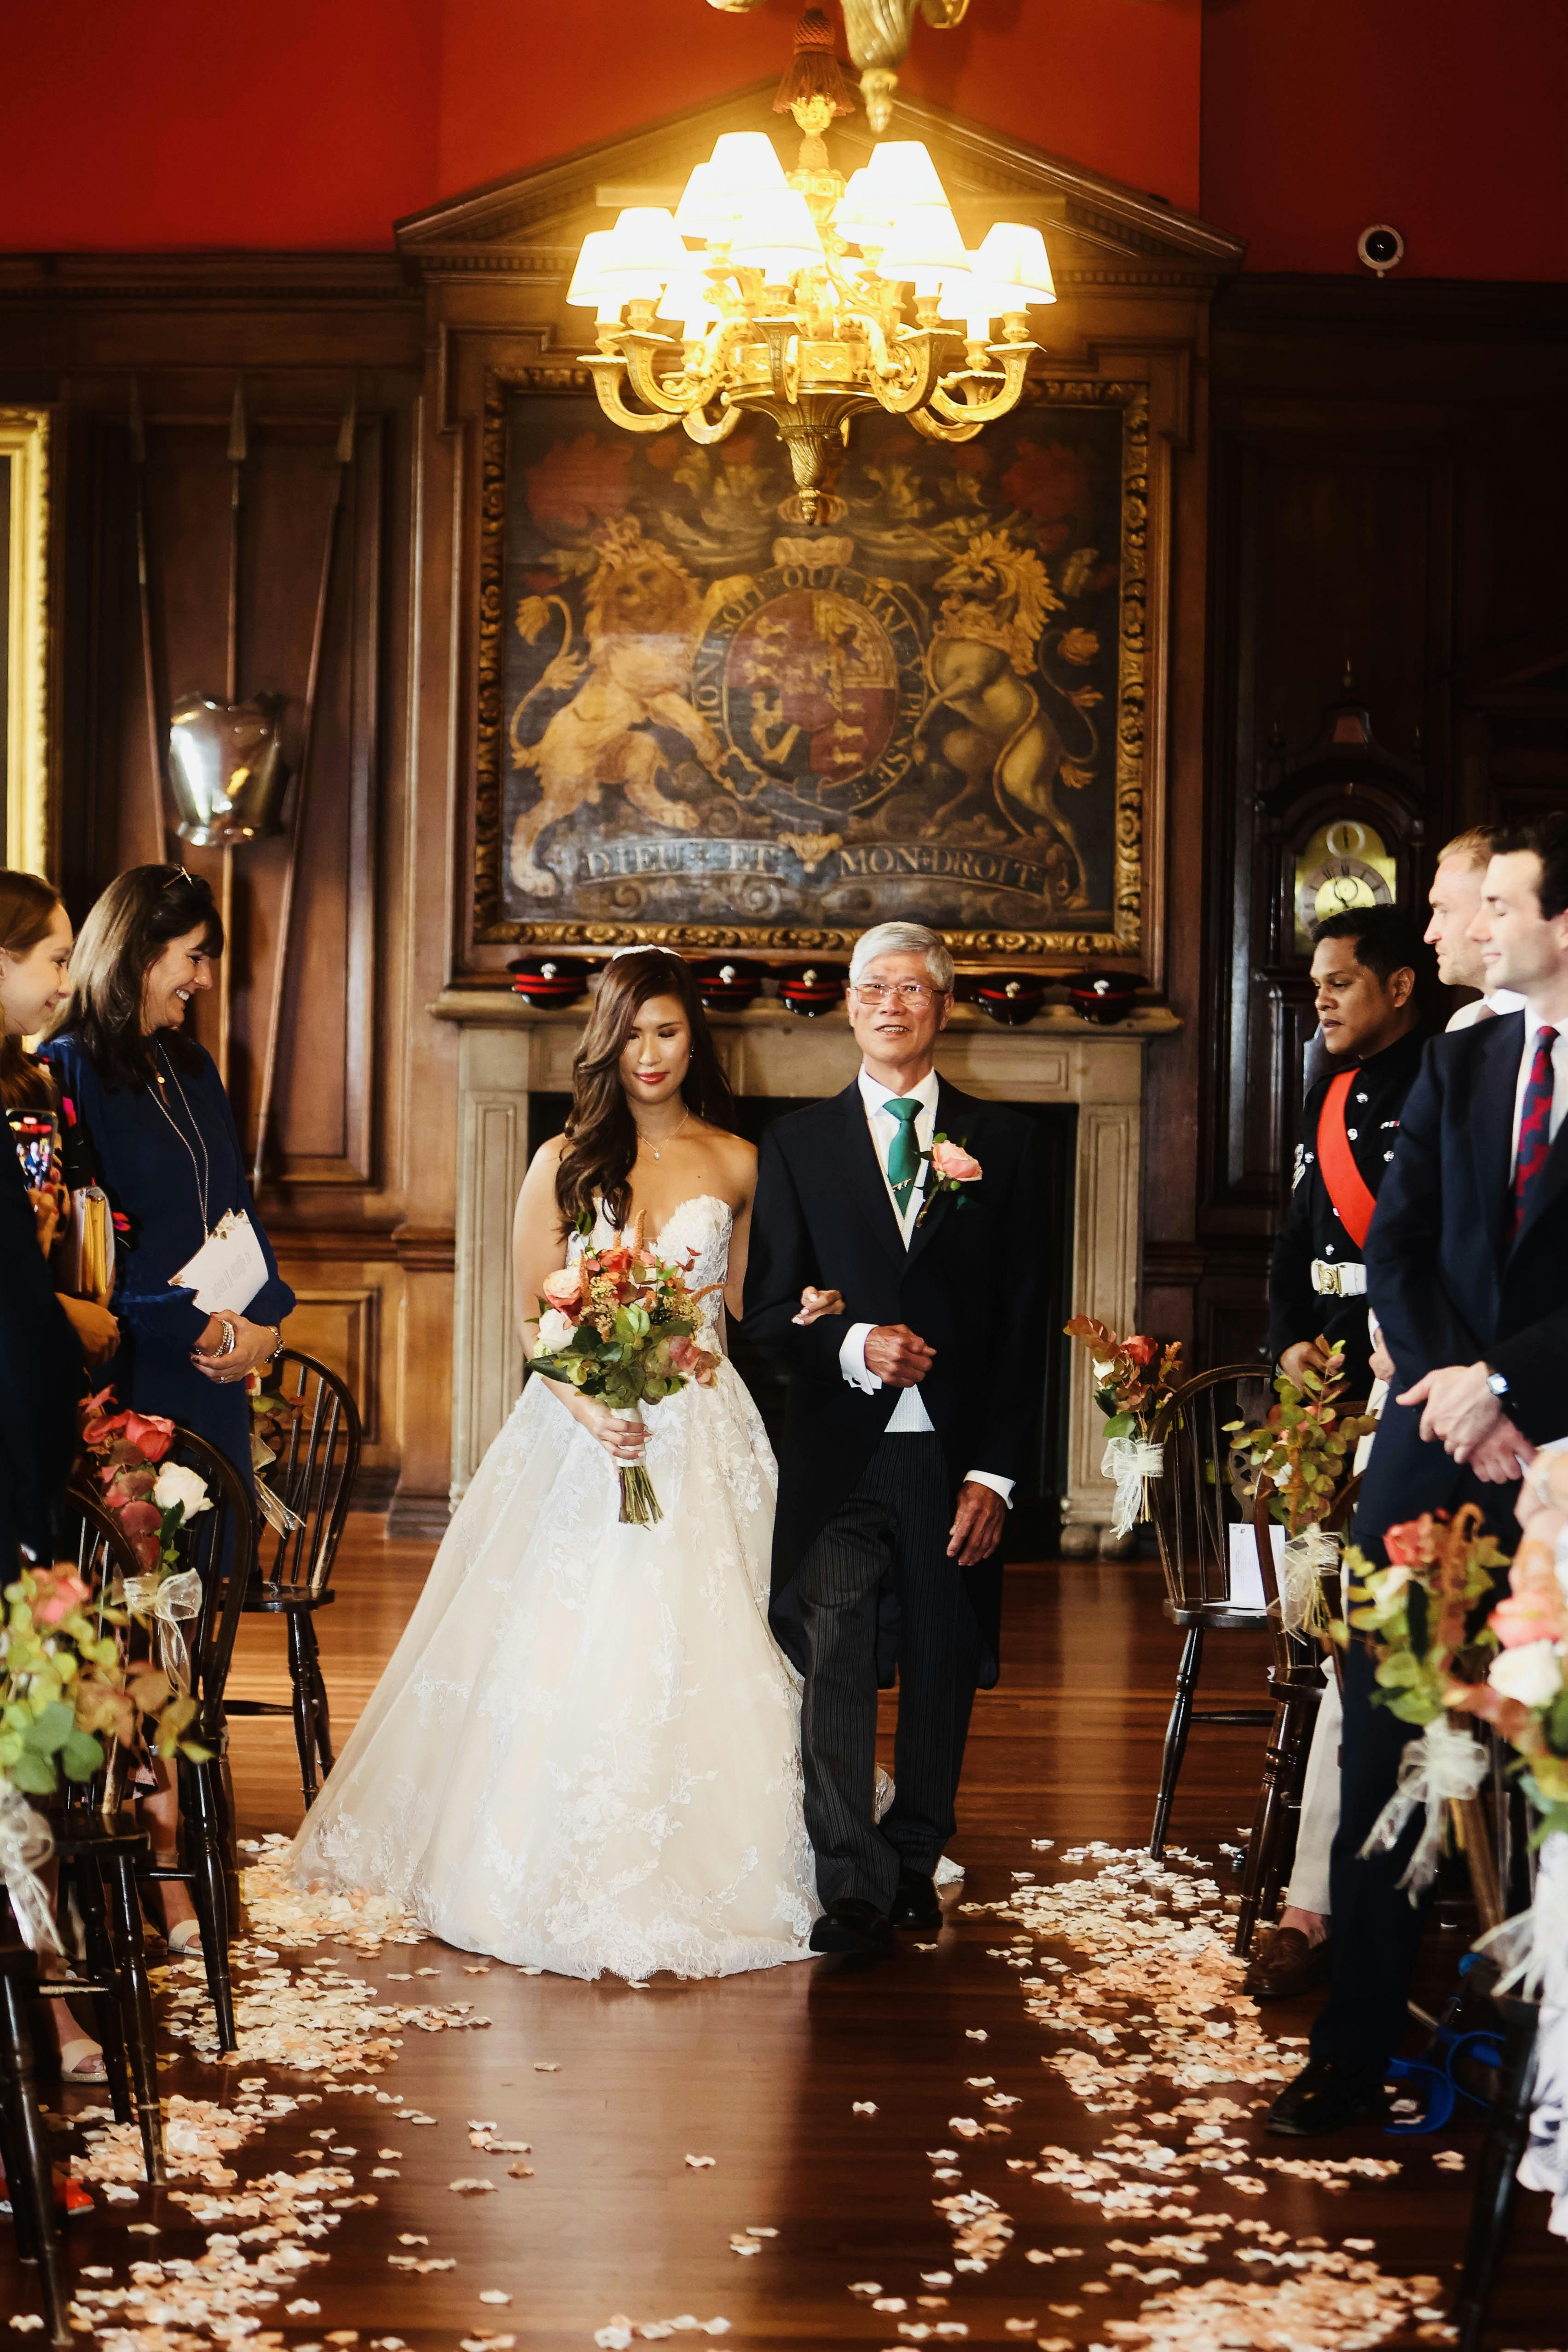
[848,921,955,993]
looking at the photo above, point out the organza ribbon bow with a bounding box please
[1358,1713,1490,1901]
[1278,1523,1342,1635]
[0,1779,60,1954]
[1101,1435,1165,1541]
[124,1566,204,1692]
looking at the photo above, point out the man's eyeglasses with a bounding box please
[852,978,943,1006]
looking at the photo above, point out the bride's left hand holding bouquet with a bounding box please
[527,1216,723,1526]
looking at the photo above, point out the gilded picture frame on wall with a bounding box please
[0,406,53,881]
[473,367,1147,962]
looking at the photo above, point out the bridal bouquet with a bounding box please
[1343,1504,1508,1899]
[527,1228,722,1527]
[1224,1339,1377,1635]
[1064,1315,1183,1539]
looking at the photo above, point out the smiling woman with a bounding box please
[36,863,295,1486]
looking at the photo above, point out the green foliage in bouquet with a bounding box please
[1342,1502,1507,1724]
[1224,1338,1377,1540]
[1062,1316,1183,1441]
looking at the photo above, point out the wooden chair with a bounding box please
[0,1896,70,2345]
[1145,1364,1279,1855]
[1231,1468,1362,1957]
[225,1349,361,1810]
[129,1426,254,2052]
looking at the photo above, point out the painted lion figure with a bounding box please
[916,529,1092,910]
[508,517,741,898]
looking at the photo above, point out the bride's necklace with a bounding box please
[637,1106,690,1163]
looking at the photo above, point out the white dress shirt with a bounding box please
[1510,1007,1568,1175]
[837,1065,1013,1506]
[1446,987,1525,1032]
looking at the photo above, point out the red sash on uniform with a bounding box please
[1317,1069,1378,1251]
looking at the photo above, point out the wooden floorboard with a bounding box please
[8,1525,1564,2348]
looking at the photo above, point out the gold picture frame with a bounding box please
[472,369,1149,965]
[0,406,53,881]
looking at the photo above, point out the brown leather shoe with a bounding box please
[1242,1926,1332,2000]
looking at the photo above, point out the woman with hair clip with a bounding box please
[289,948,821,1980]
[39,863,295,1959]
[0,868,121,1368]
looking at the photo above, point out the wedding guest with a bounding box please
[1269,816,1568,2136]
[1267,906,1430,1402]
[1424,824,1525,1030]
[38,865,294,1486]
[39,864,295,1957]
[0,869,120,1367]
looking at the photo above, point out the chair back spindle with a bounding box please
[256,1350,362,1601]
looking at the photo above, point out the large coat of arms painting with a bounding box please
[475,375,1147,958]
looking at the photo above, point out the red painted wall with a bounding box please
[0,0,1563,277]
[1201,0,1568,280]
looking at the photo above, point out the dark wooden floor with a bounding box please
[9,1528,1565,2349]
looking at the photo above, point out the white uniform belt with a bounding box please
[1311,1258,1366,1297]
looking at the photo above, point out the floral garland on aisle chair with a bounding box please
[1063,1317,1184,1541]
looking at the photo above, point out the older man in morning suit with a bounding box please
[1269,815,1568,2136]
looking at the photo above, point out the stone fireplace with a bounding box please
[434,989,1176,1553]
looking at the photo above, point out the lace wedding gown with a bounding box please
[288,1194,818,1979]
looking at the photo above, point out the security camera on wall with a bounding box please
[1357,224,1405,278]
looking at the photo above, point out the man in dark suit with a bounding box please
[1268,815,1568,2135]
[743,921,1048,1958]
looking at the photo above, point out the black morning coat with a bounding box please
[741,1077,1050,1690]
[0,1137,84,1565]
[1266,1026,1428,1396]
[1358,1009,1568,1550]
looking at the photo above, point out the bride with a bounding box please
[288,949,819,1979]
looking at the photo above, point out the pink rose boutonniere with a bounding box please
[916,1133,982,1226]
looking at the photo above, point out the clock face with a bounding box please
[1292,818,1396,950]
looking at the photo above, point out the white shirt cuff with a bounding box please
[839,1321,881,1392]
[964,1469,1014,1507]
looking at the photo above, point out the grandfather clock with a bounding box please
[1252,677,1427,1186]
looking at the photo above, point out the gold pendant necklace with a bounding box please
[643,1107,690,1163]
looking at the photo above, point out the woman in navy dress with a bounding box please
[39,866,294,1485]
[40,864,295,1955]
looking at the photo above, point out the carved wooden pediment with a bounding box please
[396,76,1244,295]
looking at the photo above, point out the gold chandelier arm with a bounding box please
[927,342,1036,429]
[681,400,745,447]
[904,404,986,446]
[619,333,704,416]
[583,357,683,436]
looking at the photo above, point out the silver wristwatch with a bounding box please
[1484,1364,1510,1400]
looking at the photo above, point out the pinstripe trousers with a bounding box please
[795,1435,984,1911]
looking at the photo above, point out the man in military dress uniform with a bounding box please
[1267,905,1432,1400]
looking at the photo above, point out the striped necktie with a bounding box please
[1512,1024,1559,1234]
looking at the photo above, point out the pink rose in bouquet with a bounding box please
[122,1409,176,1463]
[542,1264,587,1316]
[27,1565,94,1628]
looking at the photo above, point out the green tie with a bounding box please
[884,1097,922,1213]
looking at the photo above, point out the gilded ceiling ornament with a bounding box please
[707,0,971,133]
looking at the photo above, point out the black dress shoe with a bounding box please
[809,1897,894,1957]
[890,1870,943,1930]
[1242,1927,1333,2001]
[1265,2057,1386,2138]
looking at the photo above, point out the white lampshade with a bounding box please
[703,131,789,207]
[566,230,618,308]
[728,185,825,279]
[873,201,967,277]
[656,271,721,337]
[673,161,735,244]
[973,220,1056,305]
[832,167,897,244]
[593,207,691,300]
[862,140,950,209]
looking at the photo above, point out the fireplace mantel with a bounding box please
[433,990,1177,1552]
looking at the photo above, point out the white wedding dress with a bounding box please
[288,1194,818,1979]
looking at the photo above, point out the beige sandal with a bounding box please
[58,2035,108,2085]
[167,1918,204,1958]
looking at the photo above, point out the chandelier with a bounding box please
[567,9,1054,523]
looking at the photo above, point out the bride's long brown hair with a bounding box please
[555,950,735,1231]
